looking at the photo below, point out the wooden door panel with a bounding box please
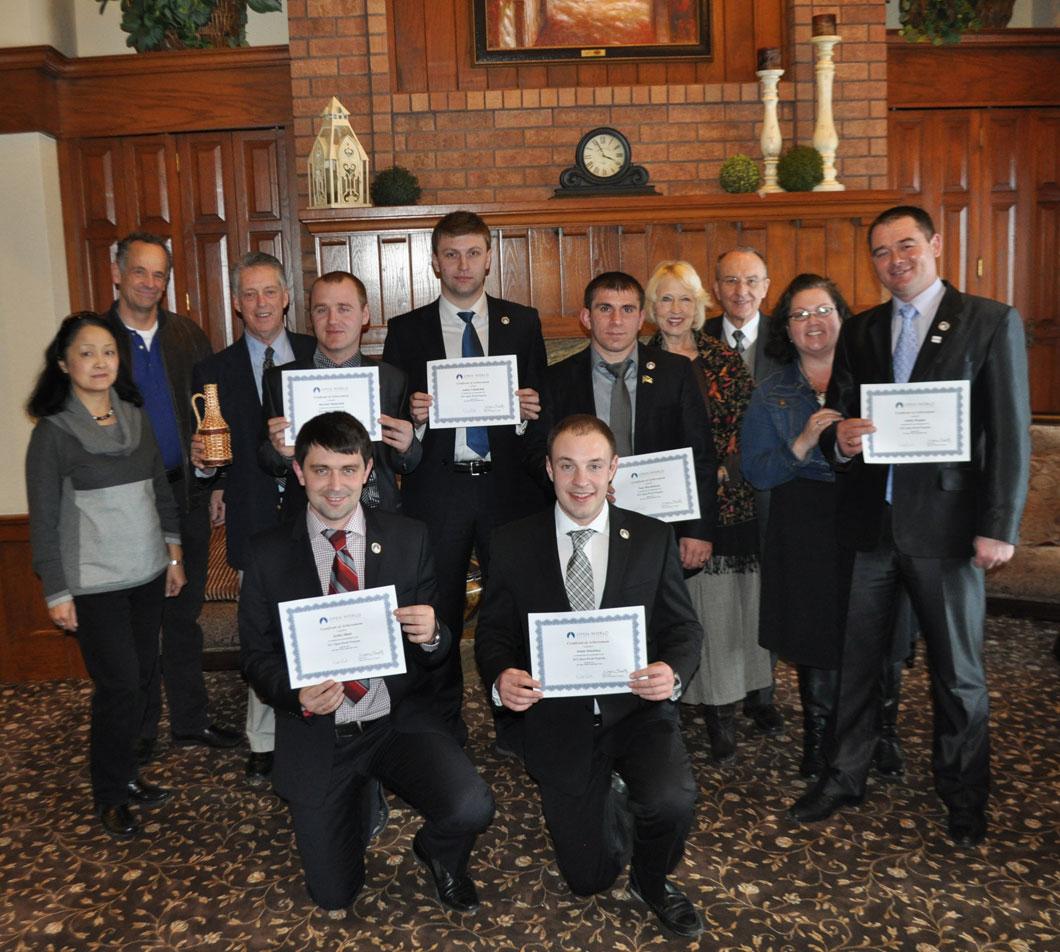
[187,233,232,349]
[78,140,121,230]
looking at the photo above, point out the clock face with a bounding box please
[580,131,628,180]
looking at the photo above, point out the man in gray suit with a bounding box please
[704,247,784,737]
[790,205,1031,848]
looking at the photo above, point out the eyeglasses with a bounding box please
[720,276,764,289]
[789,305,836,322]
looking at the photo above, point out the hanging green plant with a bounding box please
[898,1,1003,46]
[92,0,283,53]
[370,167,423,207]
[719,155,762,194]
[776,146,824,192]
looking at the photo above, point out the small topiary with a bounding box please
[776,145,824,192]
[370,166,422,206]
[719,154,762,194]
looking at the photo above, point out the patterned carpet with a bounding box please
[1,616,1057,951]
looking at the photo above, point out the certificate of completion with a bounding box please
[278,584,406,689]
[861,380,971,464]
[528,605,647,698]
[281,366,382,444]
[426,355,520,429]
[611,448,701,523]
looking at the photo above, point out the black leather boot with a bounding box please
[797,666,837,779]
[704,703,737,763]
[873,660,906,779]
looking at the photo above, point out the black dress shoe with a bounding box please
[704,704,737,764]
[172,723,242,749]
[789,783,863,822]
[412,832,480,913]
[245,751,274,782]
[99,803,139,838]
[948,808,987,848]
[872,735,906,779]
[126,777,171,806]
[748,704,785,736]
[367,781,389,842]
[135,737,156,766]
[629,870,704,939]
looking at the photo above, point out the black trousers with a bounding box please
[75,573,166,805]
[538,712,696,898]
[141,490,211,738]
[826,509,989,812]
[286,721,495,910]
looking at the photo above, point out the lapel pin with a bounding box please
[619,528,630,540]
[500,315,510,326]
[930,335,943,344]
[937,321,950,331]
[371,542,382,554]
[645,361,656,370]
[642,375,653,384]
[778,399,787,407]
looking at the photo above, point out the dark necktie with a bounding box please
[731,329,746,354]
[263,345,275,372]
[458,310,490,459]
[604,359,633,456]
[326,529,368,703]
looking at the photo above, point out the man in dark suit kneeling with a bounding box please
[239,411,494,914]
[475,414,705,939]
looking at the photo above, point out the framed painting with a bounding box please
[473,0,712,65]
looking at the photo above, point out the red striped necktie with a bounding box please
[327,529,368,703]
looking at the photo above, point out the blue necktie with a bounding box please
[886,303,920,503]
[458,310,490,459]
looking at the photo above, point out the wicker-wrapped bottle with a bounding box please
[191,383,233,467]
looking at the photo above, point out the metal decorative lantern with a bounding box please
[308,97,370,208]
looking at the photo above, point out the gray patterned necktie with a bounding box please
[604,359,633,457]
[731,329,746,354]
[886,303,920,503]
[565,529,596,612]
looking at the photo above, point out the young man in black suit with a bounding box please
[545,271,717,572]
[191,251,317,782]
[239,411,494,914]
[260,270,421,517]
[475,414,705,938]
[381,211,550,736]
[791,205,1032,848]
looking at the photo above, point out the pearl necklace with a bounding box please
[92,408,115,422]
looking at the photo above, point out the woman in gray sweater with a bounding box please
[26,312,186,839]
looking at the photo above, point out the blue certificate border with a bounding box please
[614,449,698,521]
[429,357,518,425]
[282,368,380,438]
[531,610,645,693]
[284,589,401,683]
[863,382,968,461]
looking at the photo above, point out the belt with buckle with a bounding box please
[450,460,493,475]
[335,717,384,739]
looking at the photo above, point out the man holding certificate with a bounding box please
[475,415,705,939]
[239,412,494,914]
[791,205,1031,849]
[261,270,421,517]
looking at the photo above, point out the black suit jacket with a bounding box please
[821,281,1031,558]
[475,505,703,796]
[545,343,717,541]
[259,353,421,517]
[239,507,453,807]
[703,314,780,384]
[381,295,551,520]
[192,331,317,569]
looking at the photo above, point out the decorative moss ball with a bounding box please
[370,166,422,206]
[719,154,762,194]
[776,146,824,192]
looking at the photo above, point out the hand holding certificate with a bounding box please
[611,448,700,523]
[528,605,647,698]
[427,354,521,429]
[279,584,406,688]
[281,366,383,444]
[861,380,971,464]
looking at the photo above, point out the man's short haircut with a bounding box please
[312,271,367,307]
[715,246,768,280]
[231,251,288,296]
[431,210,491,254]
[294,411,372,467]
[115,232,173,275]
[583,271,645,310]
[547,414,617,459]
[868,205,937,247]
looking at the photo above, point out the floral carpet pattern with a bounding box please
[1,617,1057,951]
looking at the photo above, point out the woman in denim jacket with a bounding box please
[742,274,911,782]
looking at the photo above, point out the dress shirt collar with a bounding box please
[314,347,364,369]
[589,343,639,373]
[555,501,610,538]
[721,312,760,348]
[306,500,365,541]
[890,277,945,351]
[439,291,488,327]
